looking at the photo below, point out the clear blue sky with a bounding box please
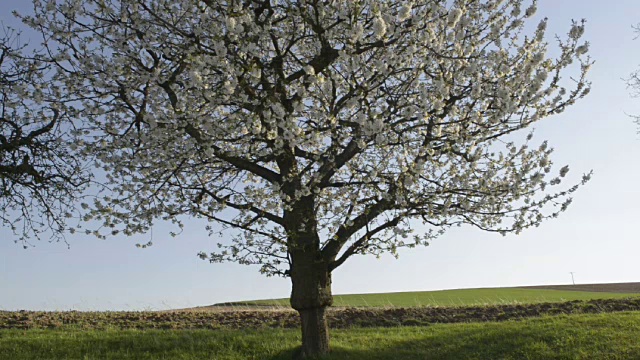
[2,0,640,311]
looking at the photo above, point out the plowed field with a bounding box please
[520,282,640,293]
[3,298,640,330]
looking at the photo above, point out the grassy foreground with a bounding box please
[2,312,640,360]
[233,288,636,307]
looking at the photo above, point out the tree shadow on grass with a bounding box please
[266,318,640,360]
[266,328,538,360]
[6,314,640,360]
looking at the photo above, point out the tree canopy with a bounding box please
[1,28,89,245]
[20,0,592,272]
[16,0,593,357]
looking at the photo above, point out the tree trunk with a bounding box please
[284,195,333,358]
[298,306,330,358]
[289,250,333,359]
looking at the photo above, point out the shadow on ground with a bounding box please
[3,313,640,360]
[265,319,640,360]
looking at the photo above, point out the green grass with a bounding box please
[2,312,640,359]
[236,288,637,307]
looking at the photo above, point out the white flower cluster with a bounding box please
[22,0,592,275]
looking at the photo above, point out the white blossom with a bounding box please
[576,43,589,56]
[569,21,586,40]
[20,0,592,282]
[372,16,387,39]
[447,8,463,27]
[398,4,412,21]
[525,3,537,17]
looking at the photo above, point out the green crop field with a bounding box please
[226,287,638,308]
[2,312,640,359]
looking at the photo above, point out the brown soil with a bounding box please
[167,305,295,313]
[3,298,640,330]
[519,282,640,293]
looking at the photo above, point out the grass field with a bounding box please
[3,285,640,359]
[225,287,638,308]
[2,312,639,359]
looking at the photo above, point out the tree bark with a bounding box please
[297,306,330,359]
[289,249,333,359]
[285,195,333,358]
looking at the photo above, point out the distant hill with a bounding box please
[519,282,640,293]
[182,282,640,311]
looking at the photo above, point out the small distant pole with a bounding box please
[569,272,576,285]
